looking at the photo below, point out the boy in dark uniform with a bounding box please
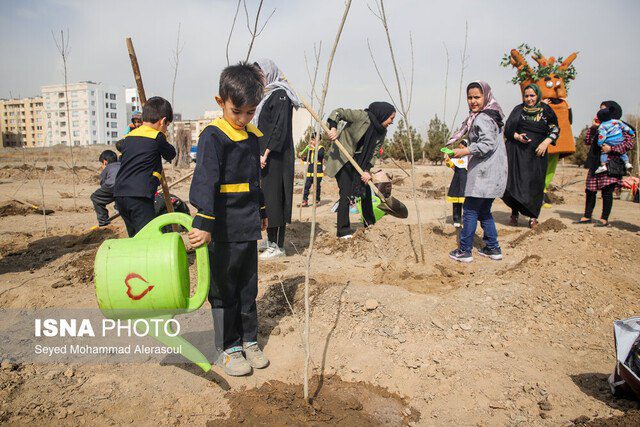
[188,63,268,377]
[300,134,325,207]
[91,149,120,227]
[114,97,176,237]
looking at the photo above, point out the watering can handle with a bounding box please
[135,213,210,312]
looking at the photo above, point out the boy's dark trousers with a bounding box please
[208,240,258,352]
[114,196,156,237]
[303,176,322,202]
[91,188,115,226]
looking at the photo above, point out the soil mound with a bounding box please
[509,218,567,248]
[208,376,419,426]
[0,201,34,217]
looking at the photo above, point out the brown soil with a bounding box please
[208,376,419,426]
[0,201,36,217]
[1,150,639,425]
[509,217,567,247]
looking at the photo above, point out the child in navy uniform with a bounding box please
[300,134,325,207]
[114,97,176,237]
[188,63,268,377]
[91,150,120,226]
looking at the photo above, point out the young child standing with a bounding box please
[90,150,120,227]
[444,141,468,228]
[113,97,176,237]
[188,63,269,377]
[300,134,325,207]
[595,108,635,174]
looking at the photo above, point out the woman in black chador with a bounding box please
[253,59,301,259]
[502,83,559,229]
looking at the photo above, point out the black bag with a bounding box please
[607,156,627,178]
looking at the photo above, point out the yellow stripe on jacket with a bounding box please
[220,183,250,193]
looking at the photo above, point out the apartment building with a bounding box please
[0,97,45,147]
[41,81,126,146]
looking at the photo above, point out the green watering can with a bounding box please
[94,212,212,372]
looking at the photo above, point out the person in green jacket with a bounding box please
[325,102,396,238]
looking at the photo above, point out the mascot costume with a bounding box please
[501,45,578,206]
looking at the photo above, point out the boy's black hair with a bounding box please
[99,150,118,164]
[219,62,264,107]
[142,97,173,124]
[597,108,612,123]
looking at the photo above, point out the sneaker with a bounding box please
[258,240,271,252]
[449,248,473,263]
[300,200,309,207]
[626,162,633,170]
[528,218,538,229]
[243,342,269,369]
[215,348,251,376]
[594,165,608,174]
[259,244,285,259]
[477,246,503,261]
[339,234,353,239]
[453,222,462,229]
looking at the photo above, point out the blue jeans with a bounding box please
[459,197,499,252]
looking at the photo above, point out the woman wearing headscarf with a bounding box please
[253,59,301,259]
[449,81,507,263]
[325,102,396,238]
[502,84,559,229]
[575,100,635,227]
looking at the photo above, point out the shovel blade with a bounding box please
[378,196,408,219]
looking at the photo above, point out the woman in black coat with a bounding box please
[254,59,301,259]
[502,83,559,229]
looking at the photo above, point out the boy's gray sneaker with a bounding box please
[243,343,269,369]
[215,349,252,376]
[477,246,503,260]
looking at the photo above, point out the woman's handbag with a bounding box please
[607,156,627,178]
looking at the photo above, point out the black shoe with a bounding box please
[477,246,503,261]
[573,218,592,224]
[449,248,473,263]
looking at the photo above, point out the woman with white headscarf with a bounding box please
[253,59,301,259]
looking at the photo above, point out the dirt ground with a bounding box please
[1,145,639,425]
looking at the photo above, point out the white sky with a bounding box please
[1,0,639,135]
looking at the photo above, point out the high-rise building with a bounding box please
[125,87,142,125]
[41,81,126,146]
[0,97,46,147]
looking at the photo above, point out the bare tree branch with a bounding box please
[442,42,450,123]
[366,39,398,109]
[244,0,276,62]
[226,0,242,66]
[52,28,77,212]
[448,21,469,139]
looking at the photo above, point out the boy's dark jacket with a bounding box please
[100,161,121,192]
[305,145,325,177]
[190,117,266,242]
[114,125,176,198]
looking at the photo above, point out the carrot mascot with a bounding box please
[501,45,578,206]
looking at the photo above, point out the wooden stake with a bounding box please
[125,37,176,231]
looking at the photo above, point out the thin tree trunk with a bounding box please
[302,0,352,402]
[370,0,425,262]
